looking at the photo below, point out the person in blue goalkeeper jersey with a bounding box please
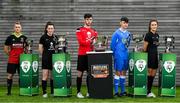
[110,16,131,97]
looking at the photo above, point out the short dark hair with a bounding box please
[84,13,93,19]
[120,16,129,23]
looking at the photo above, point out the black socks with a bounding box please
[77,77,82,93]
[42,80,47,94]
[7,79,12,95]
[147,76,155,94]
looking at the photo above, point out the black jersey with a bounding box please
[39,34,58,69]
[39,34,58,55]
[144,32,159,53]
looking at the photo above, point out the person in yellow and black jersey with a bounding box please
[4,21,27,95]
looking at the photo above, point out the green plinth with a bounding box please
[52,53,72,97]
[128,52,147,97]
[159,53,176,97]
[20,54,39,96]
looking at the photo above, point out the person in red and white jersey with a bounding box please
[76,13,98,98]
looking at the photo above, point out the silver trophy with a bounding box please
[57,35,67,53]
[164,36,175,53]
[20,37,26,53]
[94,35,108,52]
[27,40,33,54]
[132,34,144,52]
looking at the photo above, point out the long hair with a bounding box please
[148,19,158,32]
[44,21,55,34]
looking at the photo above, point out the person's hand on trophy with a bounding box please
[91,36,96,45]
[86,36,96,45]
[138,47,144,52]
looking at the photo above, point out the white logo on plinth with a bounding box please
[135,59,146,72]
[32,61,38,72]
[54,61,64,74]
[129,59,134,71]
[66,61,71,73]
[163,61,175,73]
[21,61,31,73]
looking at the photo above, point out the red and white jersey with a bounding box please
[76,26,98,55]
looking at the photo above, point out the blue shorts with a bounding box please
[114,58,128,72]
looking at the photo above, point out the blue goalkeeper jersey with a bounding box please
[110,28,131,59]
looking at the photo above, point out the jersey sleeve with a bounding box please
[53,35,58,45]
[127,32,132,47]
[24,36,28,47]
[110,32,118,52]
[4,36,11,46]
[39,35,44,45]
[94,30,98,38]
[76,28,91,46]
[144,33,150,42]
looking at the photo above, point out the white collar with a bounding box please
[119,28,127,33]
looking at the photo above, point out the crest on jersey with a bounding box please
[122,38,127,44]
[21,61,31,73]
[163,60,175,73]
[53,61,64,73]
[87,31,92,38]
[135,59,146,72]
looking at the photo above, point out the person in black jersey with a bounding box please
[4,21,27,95]
[39,22,58,98]
[143,19,159,98]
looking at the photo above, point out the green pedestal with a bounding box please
[128,52,147,97]
[159,53,176,97]
[20,54,39,96]
[52,53,72,97]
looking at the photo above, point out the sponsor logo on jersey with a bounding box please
[12,43,23,48]
[48,42,55,50]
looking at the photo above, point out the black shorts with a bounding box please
[7,63,20,74]
[77,55,88,72]
[42,55,53,70]
[148,53,158,69]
